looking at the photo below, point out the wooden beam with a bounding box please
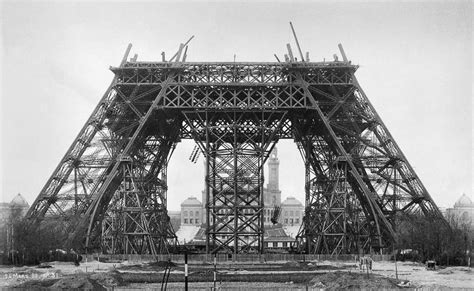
[169,35,195,62]
[286,44,295,62]
[338,43,348,62]
[120,43,132,66]
[175,43,185,63]
[289,22,305,62]
[183,46,189,62]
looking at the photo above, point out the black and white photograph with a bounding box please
[0,0,472,289]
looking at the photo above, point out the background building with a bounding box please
[263,147,283,225]
[446,193,474,229]
[180,196,203,226]
[177,147,305,244]
[281,197,304,226]
[0,194,30,256]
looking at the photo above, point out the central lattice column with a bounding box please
[183,110,287,254]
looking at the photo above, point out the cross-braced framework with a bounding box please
[25,43,446,255]
[183,111,287,254]
[100,137,178,255]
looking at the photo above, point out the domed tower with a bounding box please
[454,193,473,208]
[10,193,29,217]
[446,193,474,228]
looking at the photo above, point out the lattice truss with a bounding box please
[292,71,443,254]
[183,111,287,254]
[100,136,178,255]
[25,44,445,254]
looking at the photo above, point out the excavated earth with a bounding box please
[1,259,472,290]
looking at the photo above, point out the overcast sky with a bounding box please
[0,0,472,211]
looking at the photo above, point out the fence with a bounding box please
[83,253,390,263]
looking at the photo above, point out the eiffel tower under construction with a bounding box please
[25,29,446,256]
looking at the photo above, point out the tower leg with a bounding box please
[294,118,379,254]
[99,130,179,254]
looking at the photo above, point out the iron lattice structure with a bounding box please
[26,44,445,255]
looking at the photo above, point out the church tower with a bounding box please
[267,147,279,191]
[264,147,282,224]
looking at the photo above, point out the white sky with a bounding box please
[0,0,472,211]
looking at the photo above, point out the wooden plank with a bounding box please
[286,44,294,62]
[289,22,304,62]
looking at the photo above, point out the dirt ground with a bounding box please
[372,260,473,289]
[0,259,472,290]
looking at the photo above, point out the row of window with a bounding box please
[184,208,303,217]
[284,218,299,224]
[263,217,299,224]
[264,208,303,218]
[183,218,200,224]
[183,211,200,217]
[212,209,257,214]
[265,241,292,248]
[184,217,299,226]
[194,236,293,248]
[183,209,303,221]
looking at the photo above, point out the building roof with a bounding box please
[281,196,303,207]
[181,196,202,207]
[266,236,295,242]
[264,225,295,242]
[454,193,473,208]
[10,193,29,206]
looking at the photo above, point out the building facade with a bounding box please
[281,197,304,226]
[0,194,30,255]
[446,193,474,229]
[180,196,203,226]
[178,147,305,245]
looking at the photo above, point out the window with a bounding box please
[290,219,293,224]
[290,211,294,217]
[195,211,199,217]
[283,242,287,247]
[284,211,288,217]
[189,219,193,224]
[285,219,288,224]
[295,218,299,223]
[195,219,199,224]
[184,211,188,217]
[184,219,188,224]
[190,211,193,217]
